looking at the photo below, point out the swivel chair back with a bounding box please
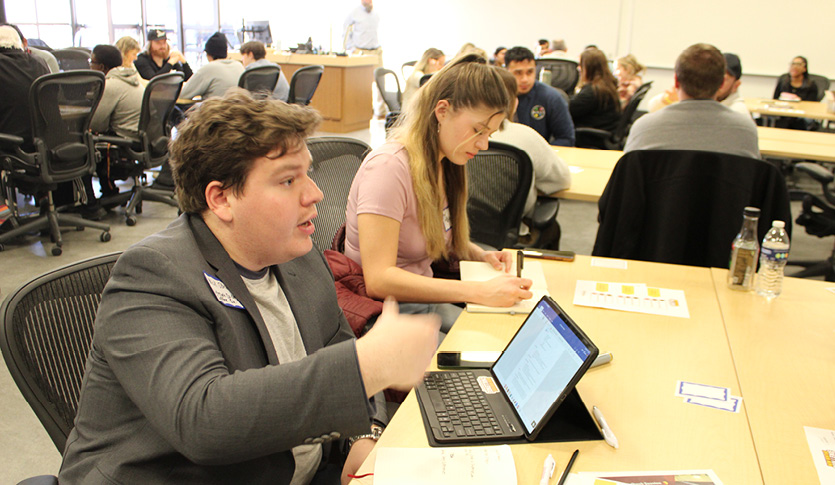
[535,59,580,94]
[52,48,91,71]
[288,65,324,105]
[0,252,120,453]
[238,64,281,99]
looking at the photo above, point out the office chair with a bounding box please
[287,64,324,105]
[401,60,417,81]
[574,81,652,150]
[374,67,401,113]
[419,73,433,87]
[535,59,580,94]
[0,70,111,256]
[51,48,91,71]
[95,72,183,226]
[238,64,281,99]
[807,74,830,102]
[467,142,561,250]
[593,150,792,267]
[788,162,835,281]
[0,252,120,455]
[306,136,371,251]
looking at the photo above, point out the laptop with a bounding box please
[415,295,598,444]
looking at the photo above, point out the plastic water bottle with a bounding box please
[756,220,790,299]
[728,207,760,291]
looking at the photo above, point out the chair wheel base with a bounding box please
[100,231,111,242]
[51,246,62,256]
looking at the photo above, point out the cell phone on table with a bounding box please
[436,351,502,369]
[521,249,575,262]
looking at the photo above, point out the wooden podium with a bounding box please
[231,52,377,133]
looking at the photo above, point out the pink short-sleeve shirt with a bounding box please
[344,142,450,277]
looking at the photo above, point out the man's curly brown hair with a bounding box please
[169,89,322,214]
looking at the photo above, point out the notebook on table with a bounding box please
[415,295,599,444]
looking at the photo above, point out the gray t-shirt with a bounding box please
[624,99,760,159]
[241,268,322,485]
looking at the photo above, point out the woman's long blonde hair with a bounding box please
[391,54,511,261]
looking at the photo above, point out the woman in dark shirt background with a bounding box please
[773,56,818,102]
[570,48,621,148]
[773,56,819,130]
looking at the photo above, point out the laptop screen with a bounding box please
[492,297,594,435]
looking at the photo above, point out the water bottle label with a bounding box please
[760,246,789,261]
[729,248,756,287]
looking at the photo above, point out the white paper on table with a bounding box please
[804,426,835,484]
[685,395,742,413]
[569,165,584,174]
[826,287,835,295]
[676,381,730,401]
[373,445,517,485]
[573,280,690,318]
[591,257,628,269]
[461,260,548,314]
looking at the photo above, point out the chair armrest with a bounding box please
[796,162,834,185]
[0,133,24,150]
[94,134,134,148]
[530,196,559,229]
[574,127,612,139]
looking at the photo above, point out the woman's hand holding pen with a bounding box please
[472,276,533,307]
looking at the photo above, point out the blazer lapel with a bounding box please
[188,214,280,365]
[275,263,322,356]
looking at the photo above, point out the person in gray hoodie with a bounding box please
[179,32,244,100]
[90,44,144,139]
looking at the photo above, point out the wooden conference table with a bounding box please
[352,255,835,484]
[746,97,835,127]
[550,126,835,202]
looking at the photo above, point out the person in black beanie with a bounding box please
[178,32,244,101]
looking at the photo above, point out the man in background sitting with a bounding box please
[505,46,575,146]
[134,28,193,81]
[240,40,290,102]
[179,32,244,101]
[624,43,759,159]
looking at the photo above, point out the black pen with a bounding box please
[556,449,579,485]
[516,249,523,278]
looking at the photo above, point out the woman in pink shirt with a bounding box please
[345,54,533,331]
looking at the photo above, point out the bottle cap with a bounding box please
[772,220,785,228]
[743,207,761,217]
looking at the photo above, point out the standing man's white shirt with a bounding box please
[344,3,380,52]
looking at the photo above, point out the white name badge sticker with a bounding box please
[204,272,244,309]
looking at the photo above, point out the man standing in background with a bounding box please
[344,0,385,118]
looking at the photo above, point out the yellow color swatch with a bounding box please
[648,287,661,297]
[622,285,635,295]
[596,282,609,292]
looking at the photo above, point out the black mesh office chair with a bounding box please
[807,74,830,102]
[52,49,91,71]
[288,65,324,105]
[788,162,835,281]
[593,150,792,267]
[238,64,281,99]
[535,59,579,94]
[374,67,401,113]
[306,136,371,251]
[574,81,652,150]
[95,72,182,226]
[0,71,111,256]
[419,73,433,87]
[467,142,533,250]
[0,252,120,454]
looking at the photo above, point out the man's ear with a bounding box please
[673,74,681,89]
[205,181,233,222]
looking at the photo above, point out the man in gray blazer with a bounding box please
[59,90,441,484]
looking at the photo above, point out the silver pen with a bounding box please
[592,405,619,449]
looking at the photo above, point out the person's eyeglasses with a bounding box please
[790,61,805,66]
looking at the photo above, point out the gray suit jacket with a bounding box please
[60,214,380,484]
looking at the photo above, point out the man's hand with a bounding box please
[355,298,440,396]
[167,49,186,65]
[340,437,376,484]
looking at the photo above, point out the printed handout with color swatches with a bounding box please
[460,260,549,314]
[573,280,690,318]
[565,469,724,485]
